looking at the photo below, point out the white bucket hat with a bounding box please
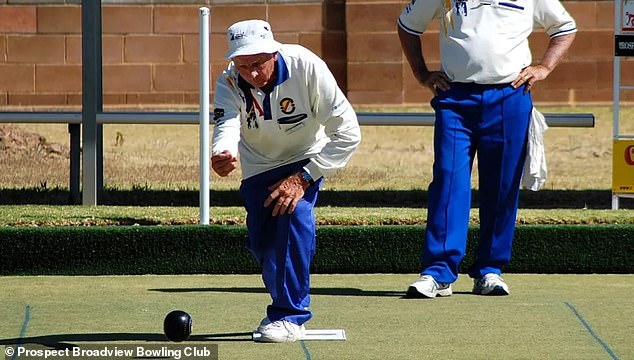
[225,19,282,59]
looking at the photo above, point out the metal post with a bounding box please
[613,0,621,209]
[199,7,210,224]
[68,124,81,204]
[81,0,103,205]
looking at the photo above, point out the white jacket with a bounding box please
[212,44,361,180]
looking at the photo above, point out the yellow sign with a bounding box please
[613,140,634,193]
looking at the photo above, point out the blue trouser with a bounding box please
[422,83,532,283]
[239,160,321,326]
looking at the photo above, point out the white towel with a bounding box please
[521,107,548,191]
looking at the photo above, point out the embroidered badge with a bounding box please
[279,98,296,114]
[455,0,468,16]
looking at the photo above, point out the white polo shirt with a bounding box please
[212,44,361,180]
[398,0,577,84]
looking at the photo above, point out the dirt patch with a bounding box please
[0,124,69,159]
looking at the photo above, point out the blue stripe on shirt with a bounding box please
[397,18,423,36]
[550,28,577,37]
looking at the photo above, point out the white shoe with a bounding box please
[406,275,452,298]
[252,319,306,343]
[472,273,510,296]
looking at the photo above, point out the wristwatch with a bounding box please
[299,170,315,186]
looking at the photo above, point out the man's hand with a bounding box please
[211,150,237,177]
[264,173,310,216]
[512,33,576,93]
[420,70,451,95]
[512,65,550,93]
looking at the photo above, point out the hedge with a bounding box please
[1,225,632,275]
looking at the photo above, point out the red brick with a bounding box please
[209,5,267,33]
[348,32,402,62]
[348,62,402,91]
[184,92,202,105]
[540,61,596,90]
[531,89,574,104]
[184,33,225,64]
[272,33,299,46]
[154,6,202,34]
[8,93,67,106]
[0,92,7,105]
[268,4,323,32]
[564,1,596,30]
[600,59,634,90]
[102,94,126,106]
[183,34,198,64]
[35,64,81,92]
[527,31,549,61]
[65,35,124,65]
[65,35,80,64]
[124,35,182,64]
[320,31,347,61]
[103,6,152,34]
[402,60,438,104]
[7,35,65,63]
[569,88,612,103]
[210,63,230,85]
[327,62,347,91]
[596,60,613,89]
[103,64,152,92]
[37,6,81,34]
[347,90,403,105]
[420,31,441,62]
[66,93,81,105]
[596,1,614,31]
[325,0,346,30]
[0,64,34,91]
[347,3,403,32]
[567,30,613,61]
[0,36,6,63]
[298,32,323,57]
[212,33,232,63]
[125,92,186,105]
[153,64,198,92]
[0,6,36,33]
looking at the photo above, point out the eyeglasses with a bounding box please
[233,54,276,72]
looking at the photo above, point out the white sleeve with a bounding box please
[303,56,361,180]
[533,0,577,37]
[211,72,241,157]
[397,0,445,35]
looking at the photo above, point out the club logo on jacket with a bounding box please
[455,0,468,16]
[213,108,224,122]
[280,98,296,114]
[246,108,259,129]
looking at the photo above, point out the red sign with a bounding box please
[625,145,634,165]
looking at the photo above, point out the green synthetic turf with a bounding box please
[0,274,632,360]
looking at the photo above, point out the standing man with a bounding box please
[211,19,361,342]
[398,0,576,297]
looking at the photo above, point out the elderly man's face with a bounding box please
[233,53,277,89]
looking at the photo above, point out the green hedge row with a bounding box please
[1,225,633,275]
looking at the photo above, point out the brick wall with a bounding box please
[0,0,345,108]
[0,0,625,108]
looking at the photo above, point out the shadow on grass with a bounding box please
[0,332,253,347]
[149,287,404,297]
[1,188,632,209]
